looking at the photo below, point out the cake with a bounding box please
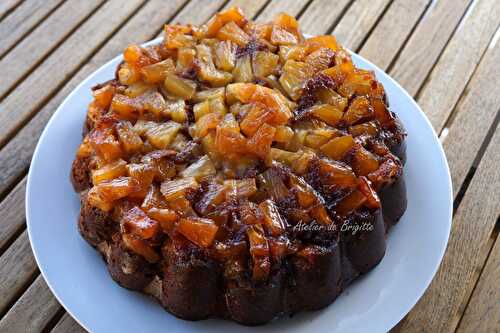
[70,7,407,325]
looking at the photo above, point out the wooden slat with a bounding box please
[390,0,472,96]
[298,0,351,36]
[331,0,390,51]
[52,313,87,333]
[417,0,500,131]
[0,0,22,20]
[171,0,225,25]
[0,0,145,148]
[0,177,26,250]
[221,0,269,19]
[457,233,500,332]
[0,0,105,99]
[0,231,37,315]
[0,276,61,332]
[393,125,500,332]
[442,40,500,197]
[0,0,64,58]
[256,0,310,22]
[359,0,430,71]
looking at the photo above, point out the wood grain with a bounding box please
[0,0,22,20]
[0,177,26,250]
[0,0,63,58]
[332,0,391,51]
[359,0,430,71]
[390,0,472,96]
[52,313,87,333]
[393,125,500,332]
[0,231,37,315]
[457,233,500,332]
[417,0,500,131]
[442,40,500,197]
[0,0,104,99]
[0,0,145,148]
[0,276,61,332]
[298,0,351,36]
[256,0,310,22]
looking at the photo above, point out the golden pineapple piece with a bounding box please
[305,47,335,71]
[116,121,143,154]
[271,25,298,45]
[88,177,141,211]
[310,204,332,225]
[180,155,216,181]
[305,35,339,53]
[335,190,366,216]
[140,58,175,84]
[124,82,156,98]
[91,159,127,185]
[195,112,222,138]
[349,121,379,137]
[164,24,195,49]
[214,40,237,71]
[196,44,233,87]
[320,135,355,160]
[216,21,250,46]
[304,128,340,149]
[273,12,300,37]
[162,99,186,122]
[145,121,181,149]
[232,54,253,83]
[122,206,160,240]
[193,87,225,103]
[322,61,355,86]
[176,47,196,73]
[205,6,246,37]
[215,116,247,155]
[92,84,116,109]
[315,88,348,110]
[224,178,257,199]
[161,177,198,201]
[123,44,156,67]
[247,225,270,281]
[279,44,307,62]
[126,163,155,198]
[164,73,196,99]
[111,94,142,119]
[146,207,178,235]
[132,119,157,136]
[343,96,373,125]
[279,60,314,100]
[252,51,279,78]
[309,104,344,126]
[142,91,167,118]
[358,176,381,209]
[259,199,286,236]
[240,102,273,136]
[177,217,219,247]
[88,126,122,162]
[247,123,276,159]
[274,125,294,143]
[351,146,380,176]
[141,150,177,182]
[117,62,141,85]
[316,158,358,188]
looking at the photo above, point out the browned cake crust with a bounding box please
[70,7,407,325]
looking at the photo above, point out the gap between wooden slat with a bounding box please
[0,0,24,22]
[0,0,148,149]
[0,0,65,60]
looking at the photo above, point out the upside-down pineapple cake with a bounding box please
[71,7,407,325]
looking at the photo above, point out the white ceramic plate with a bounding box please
[26,37,452,333]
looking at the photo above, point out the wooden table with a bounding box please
[0,0,498,331]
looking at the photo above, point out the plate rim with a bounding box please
[26,37,453,333]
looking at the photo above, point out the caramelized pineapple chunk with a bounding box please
[279,60,314,100]
[224,178,257,199]
[247,225,271,281]
[179,155,216,181]
[305,35,339,52]
[88,126,122,162]
[214,40,237,71]
[88,177,141,211]
[140,58,175,84]
[118,62,141,85]
[176,47,196,73]
[232,54,253,83]
[309,104,344,126]
[196,44,233,87]
[122,206,160,239]
[252,51,280,78]
[164,73,196,99]
[92,159,127,185]
[247,123,276,159]
[205,6,246,37]
[351,146,380,176]
[122,233,160,263]
[161,177,198,201]
[177,217,219,247]
[259,199,286,236]
[216,21,250,46]
[145,121,181,149]
[92,84,116,109]
[320,135,355,160]
[343,96,373,125]
[116,121,143,154]
[164,24,195,49]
